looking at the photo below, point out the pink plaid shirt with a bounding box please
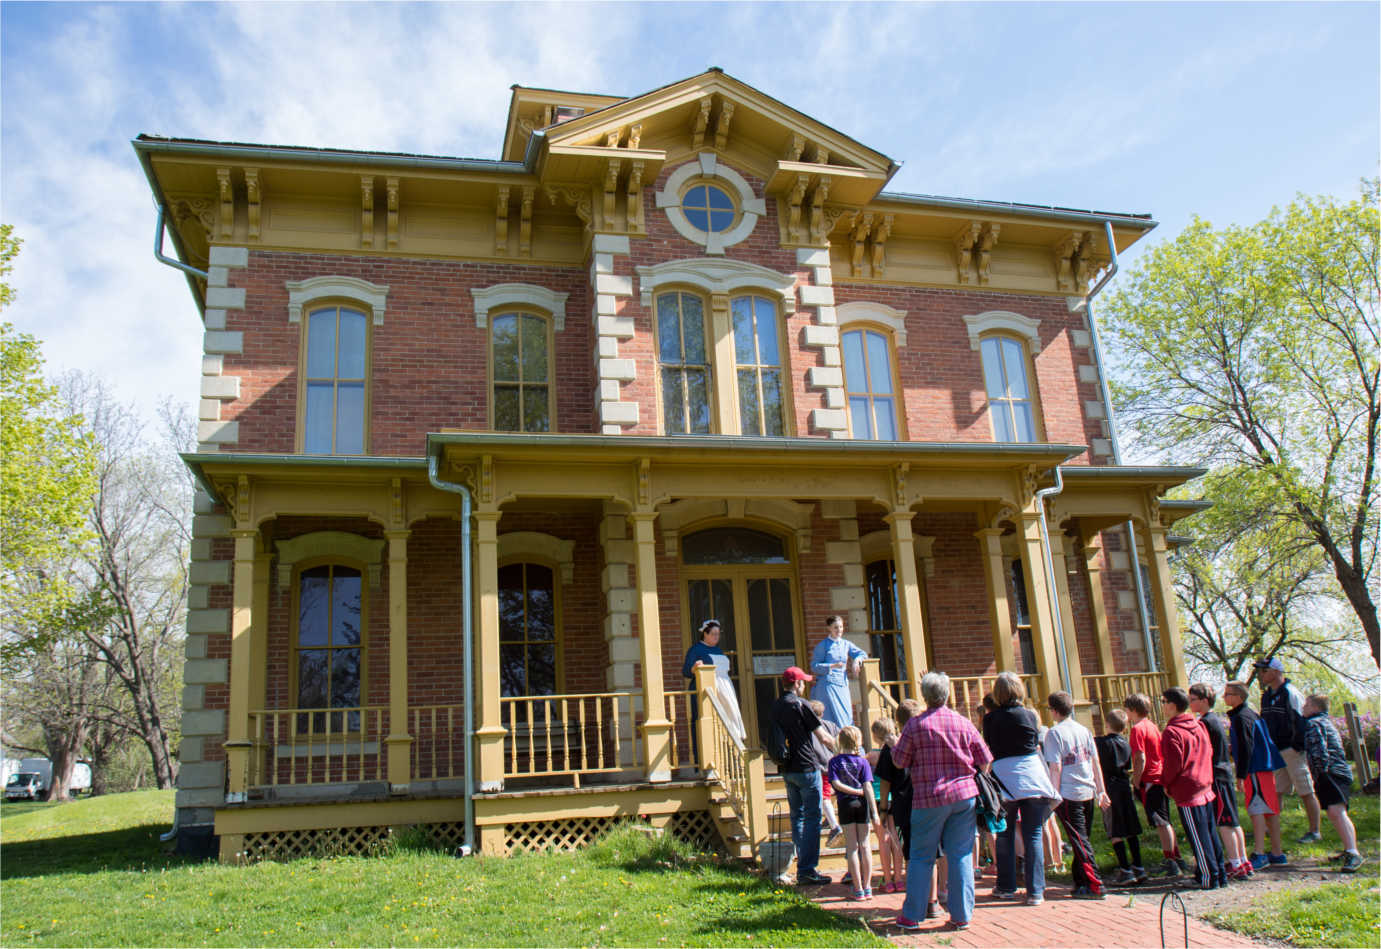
[892,704,994,809]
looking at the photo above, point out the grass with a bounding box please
[0,791,886,947]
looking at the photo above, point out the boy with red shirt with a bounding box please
[1124,693,1185,877]
[1159,687,1227,889]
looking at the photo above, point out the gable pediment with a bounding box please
[537,71,897,206]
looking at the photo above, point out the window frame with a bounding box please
[289,556,369,729]
[729,292,791,437]
[654,289,716,435]
[487,308,557,433]
[979,333,1044,443]
[840,323,905,440]
[497,558,565,698]
[296,300,373,455]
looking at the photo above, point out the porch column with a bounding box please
[975,528,1017,673]
[631,511,673,782]
[247,549,271,782]
[1145,525,1188,687]
[224,527,258,801]
[858,658,884,750]
[1048,532,1088,697]
[1080,537,1117,675]
[884,511,929,688]
[473,509,506,791]
[1016,512,1065,706]
[385,529,413,791]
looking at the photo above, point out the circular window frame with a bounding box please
[655,153,766,255]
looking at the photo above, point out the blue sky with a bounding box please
[2,1,1377,421]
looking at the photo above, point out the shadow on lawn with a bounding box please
[0,824,190,880]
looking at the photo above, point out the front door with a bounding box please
[681,527,802,748]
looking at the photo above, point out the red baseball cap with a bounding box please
[781,666,814,684]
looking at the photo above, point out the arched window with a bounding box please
[842,328,898,440]
[657,292,711,434]
[1008,560,1038,673]
[498,562,558,697]
[981,336,1037,442]
[491,311,551,432]
[731,295,785,436]
[295,563,364,730]
[681,527,788,565]
[303,305,368,454]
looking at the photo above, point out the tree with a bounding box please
[1103,180,1381,667]
[1174,466,1362,685]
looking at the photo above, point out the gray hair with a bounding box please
[920,671,950,709]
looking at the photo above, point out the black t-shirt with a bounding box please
[874,743,913,813]
[983,704,1041,760]
[770,691,824,773]
[1200,711,1235,784]
[1095,733,1133,794]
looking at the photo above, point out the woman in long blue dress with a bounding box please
[810,614,867,730]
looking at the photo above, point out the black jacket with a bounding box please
[1260,678,1306,753]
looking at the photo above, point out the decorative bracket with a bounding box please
[216,168,234,238]
[714,100,735,150]
[603,158,622,225]
[519,186,534,257]
[786,174,809,244]
[783,134,805,162]
[1055,231,1088,292]
[954,222,981,283]
[361,176,375,248]
[479,455,494,506]
[627,124,642,149]
[850,212,874,276]
[871,214,894,276]
[627,161,645,232]
[244,168,261,241]
[891,462,910,510]
[385,177,400,248]
[545,184,593,234]
[807,177,832,244]
[495,186,510,255]
[691,96,712,150]
[976,222,999,284]
[636,457,652,509]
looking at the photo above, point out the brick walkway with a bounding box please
[811,879,1261,948]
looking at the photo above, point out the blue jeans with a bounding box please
[782,769,822,876]
[901,797,978,925]
[996,797,1053,897]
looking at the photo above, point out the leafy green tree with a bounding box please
[0,229,99,671]
[1103,180,1380,667]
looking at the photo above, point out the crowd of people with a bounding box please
[761,650,1364,934]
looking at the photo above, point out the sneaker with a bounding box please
[1177,858,1195,877]
[895,915,923,932]
[826,828,844,848]
[864,887,874,898]
[1131,865,1149,884]
[992,888,1018,900]
[1249,853,1269,870]
[1025,893,1044,906]
[926,900,941,919]
[1158,858,1182,877]
[797,871,833,886]
[974,864,984,881]
[1226,863,1249,881]
[1073,886,1106,900]
[1341,851,1363,873]
[945,920,970,932]
[1268,852,1289,866]
[1110,867,1135,885]
[1297,830,1322,844]
[851,889,868,901]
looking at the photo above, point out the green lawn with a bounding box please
[0,791,885,948]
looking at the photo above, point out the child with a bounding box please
[809,699,845,846]
[1223,681,1287,868]
[872,716,909,894]
[1035,721,1066,874]
[828,725,878,900]
[1043,690,1109,899]
[1124,693,1185,876]
[1159,687,1227,890]
[1302,695,1363,873]
[1095,708,1147,884]
[1189,683,1252,880]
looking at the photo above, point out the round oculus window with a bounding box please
[681,184,735,233]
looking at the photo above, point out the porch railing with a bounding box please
[246,706,387,788]
[409,705,465,782]
[695,665,768,850]
[499,691,647,784]
[665,689,696,771]
[1083,672,1171,725]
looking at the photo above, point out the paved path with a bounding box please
[811,878,1261,948]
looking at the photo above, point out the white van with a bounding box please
[3,759,91,800]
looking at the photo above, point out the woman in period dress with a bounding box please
[810,615,867,730]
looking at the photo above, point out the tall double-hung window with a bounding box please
[842,328,898,440]
[303,305,367,454]
[731,295,785,436]
[295,563,364,729]
[980,336,1036,442]
[657,292,711,434]
[491,312,551,432]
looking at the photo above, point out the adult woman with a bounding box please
[983,672,1059,905]
[809,615,866,729]
[891,672,993,932]
[682,620,744,744]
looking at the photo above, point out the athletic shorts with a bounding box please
[821,774,834,799]
[1242,773,1280,816]
[1314,770,1352,810]
[1140,783,1173,828]
[1211,778,1239,828]
[1275,748,1315,797]
[837,793,871,825]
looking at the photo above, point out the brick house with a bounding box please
[137,70,1201,862]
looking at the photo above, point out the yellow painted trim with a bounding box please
[839,323,908,440]
[495,555,566,695]
[486,309,558,434]
[977,332,1047,444]
[473,784,710,824]
[294,300,375,455]
[216,797,468,835]
[289,556,370,727]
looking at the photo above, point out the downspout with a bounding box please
[152,205,209,281]
[1035,221,1125,693]
[1082,222,1159,670]
[427,453,476,857]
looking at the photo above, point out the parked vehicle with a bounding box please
[3,759,92,800]
[6,771,45,800]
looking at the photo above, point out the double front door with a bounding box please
[684,567,803,749]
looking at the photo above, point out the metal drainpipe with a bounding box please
[152,205,209,281]
[1035,466,1073,691]
[1082,221,1159,670]
[427,454,475,856]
